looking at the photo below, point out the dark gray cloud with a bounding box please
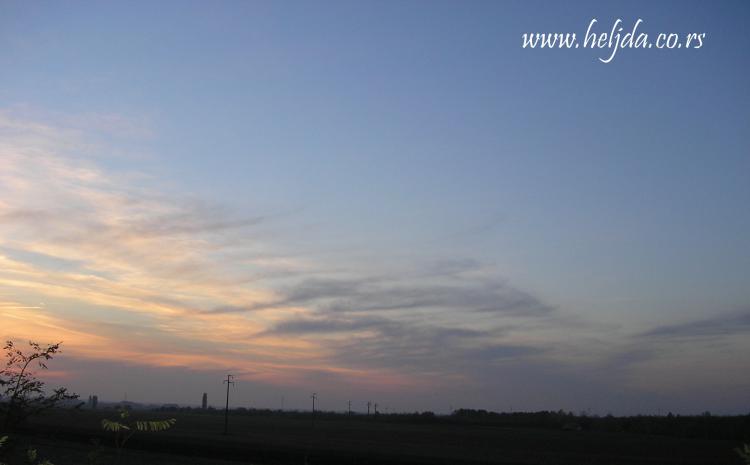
[640,310,750,338]
[472,287,552,315]
[464,344,546,361]
[210,274,554,318]
[211,267,556,378]
[325,321,541,375]
[269,316,391,334]
[283,278,367,303]
[264,311,540,376]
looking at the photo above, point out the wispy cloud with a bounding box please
[5,107,744,413]
[0,109,323,381]
[0,106,560,396]
[640,310,750,339]
[211,275,554,317]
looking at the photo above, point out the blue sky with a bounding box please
[0,1,748,414]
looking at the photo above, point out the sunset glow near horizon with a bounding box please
[1,1,749,414]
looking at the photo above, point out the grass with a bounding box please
[14,409,742,465]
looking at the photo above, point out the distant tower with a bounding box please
[92,395,98,409]
[202,392,208,409]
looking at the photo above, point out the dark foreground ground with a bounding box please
[4,409,744,465]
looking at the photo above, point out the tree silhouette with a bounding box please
[0,340,79,431]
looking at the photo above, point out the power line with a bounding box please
[310,392,317,428]
[223,374,235,435]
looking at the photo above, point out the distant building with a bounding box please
[202,392,207,409]
[92,395,98,409]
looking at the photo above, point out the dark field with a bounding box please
[5,409,743,465]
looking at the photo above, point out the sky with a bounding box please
[0,1,748,415]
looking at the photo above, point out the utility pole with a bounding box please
[310,393,317,428]
[348,400,351,415]
[223,374,235,435]
[367,401,371,415]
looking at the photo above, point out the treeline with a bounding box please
[449,409,750,441]
[148,405,750,441]
[151,405,442,424]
